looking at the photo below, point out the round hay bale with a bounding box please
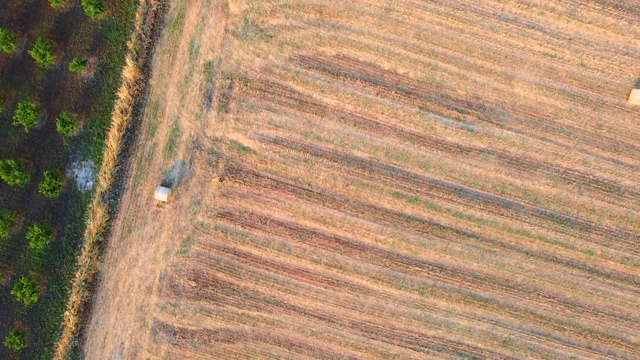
[154,186,171,202]
[628,89,640,106]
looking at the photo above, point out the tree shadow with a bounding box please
[0,0,43,33]
[51,5,86,49]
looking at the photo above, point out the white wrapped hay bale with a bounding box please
[154,186,171,202]
[629,89,640,106]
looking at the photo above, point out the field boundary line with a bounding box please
[53,1,165,358]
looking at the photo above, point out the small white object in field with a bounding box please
[154,186,171,202]
[629,89,640,106]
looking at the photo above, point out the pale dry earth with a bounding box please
[85,0,640,359]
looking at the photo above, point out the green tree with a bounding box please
[11,277,39,306]
[49,0,66,8]
[0,28,18,54]
[0,95,4,113]
[28,37,55,67]
[0,159,30,187]
[55,111,79,137]
[3,329,27,351]
[0,210,17,240]
[39,170,64,198]
[26,223,54,250]
[12,99,39,132]
[68,58,88,71]
[81,0,107,19]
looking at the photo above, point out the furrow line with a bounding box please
[291,54,640,168]
[254,135,640,253]
[220,165,640,288]
[242,77,640,205]
[190,223,631,359]
[164,265,520,359]
[213,209,640,331]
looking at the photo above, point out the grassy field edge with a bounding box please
[53,1,165,358]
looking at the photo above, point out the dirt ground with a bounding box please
[84,0,640,359]
[82,0,227,358]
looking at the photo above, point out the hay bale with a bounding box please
[154,186,171,202]
[629,89,640,106]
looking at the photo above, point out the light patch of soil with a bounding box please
[67,159,96,193]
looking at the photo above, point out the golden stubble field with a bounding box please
[84,0,640,359]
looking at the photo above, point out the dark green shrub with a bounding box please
[0,159,30,187]
[56,111,79,137]
[68,58,88,71]
[3,329,26,351]
[12,99,39,132]
[38,170,64,198]
[10,277,39,305]
[28,37,55,68]
[0,210,17,240]
[81,0,107,19]
[0,28,18,54]
[48,0,66,8]
[26,223,54,250]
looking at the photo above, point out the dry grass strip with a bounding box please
[54,1,162,358]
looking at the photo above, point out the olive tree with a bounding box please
[81,0,107,19]
[55,111,79,137]
[28,37,55,68]
[12,99,39,132]
[0,28,18,54]
[0,210,17,239]
[11,277,40,306]
[26,223,54,250]
[4,329,26,351]
[49,0,66,8]
[39,170,64,198]
[0,159,30,187]
[68,58,88,72]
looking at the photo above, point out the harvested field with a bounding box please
[84,0,640,359]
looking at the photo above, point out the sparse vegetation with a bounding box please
[12,99,39,132]
[39,170,64,198]
[0,159,30,187]
[0,210,18,240]
[26,223,54,250]
[11,277,40,306]
[28,37,56,68]
[68,58,88,72]
[229,139,255,154]
[163,121,182,158]
[0,28,18,54]
[177,236,194,255]
[0,0,137,357]
[55,1,158,358]
[4,329,27,351]
[81,0,107,19]
[56,111,79,137]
